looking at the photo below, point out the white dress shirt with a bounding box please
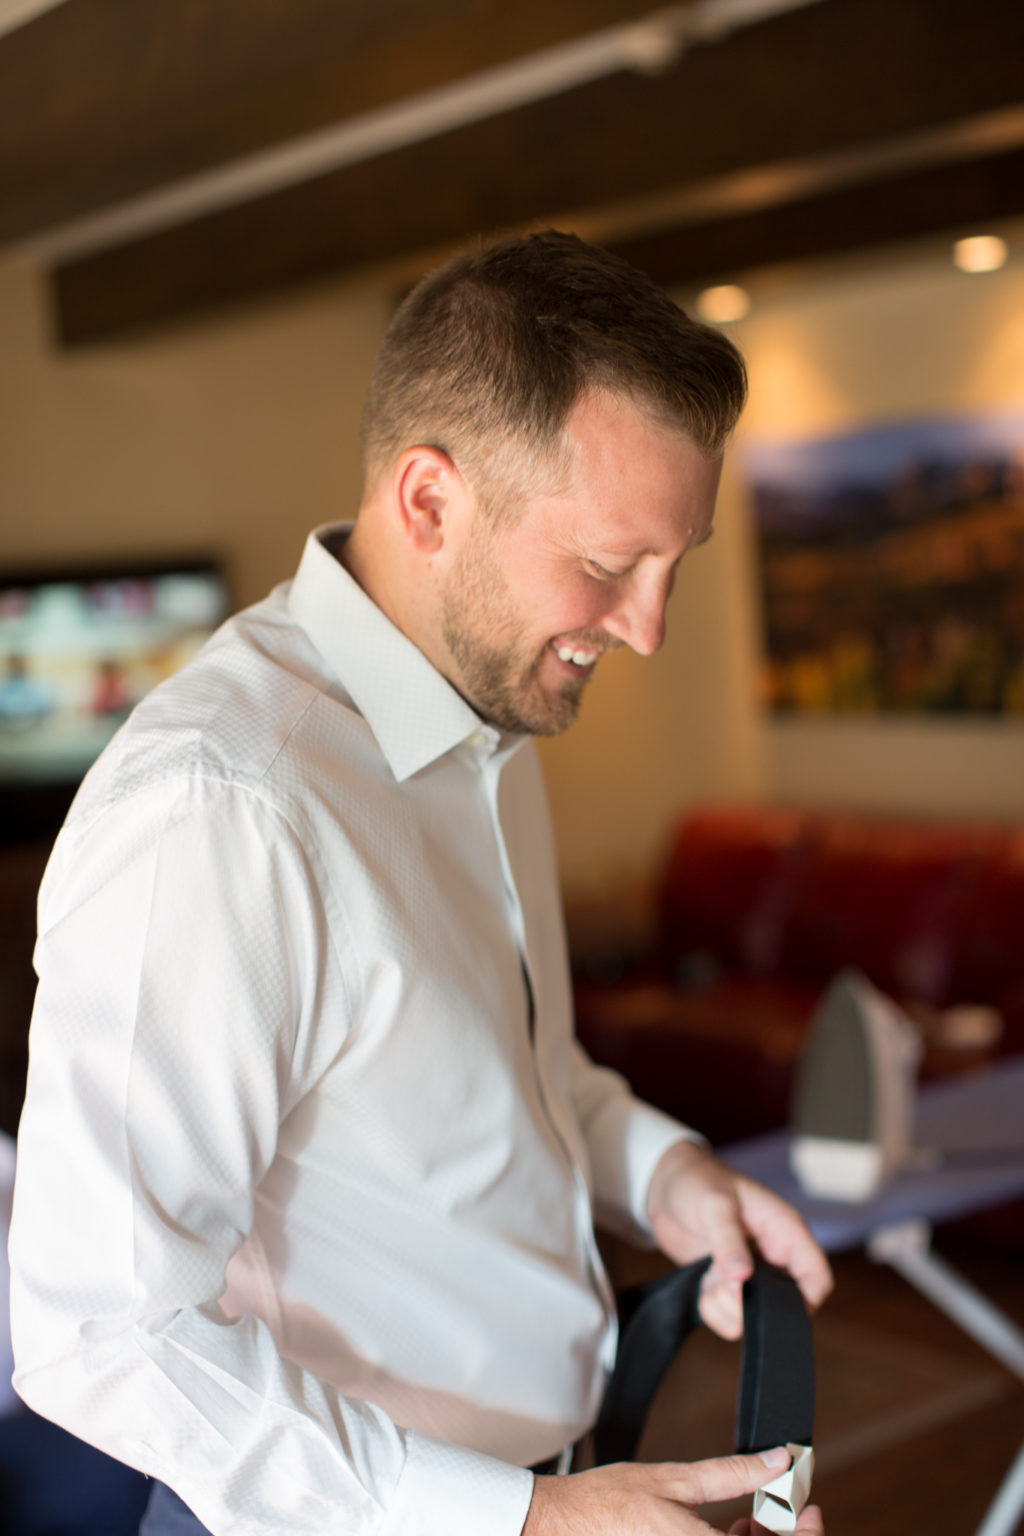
[0,1131,16,1418]
[10,526,693,1536]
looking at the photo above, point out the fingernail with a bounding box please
[760,1447,791,1470]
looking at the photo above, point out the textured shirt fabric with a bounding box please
[10,525,694,1536]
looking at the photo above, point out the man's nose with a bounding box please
[602,577,669,656]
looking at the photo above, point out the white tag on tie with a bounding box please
[752,1444,815,1534]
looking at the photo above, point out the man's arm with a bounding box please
[568,1041,706,1242]
[10,781,533,1536]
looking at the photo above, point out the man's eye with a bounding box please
[585,560,626,581]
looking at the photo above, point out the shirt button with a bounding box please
[466,725,498,753]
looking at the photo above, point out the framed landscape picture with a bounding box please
[744,410,1024,716]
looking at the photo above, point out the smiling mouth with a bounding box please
[552,641,601,669]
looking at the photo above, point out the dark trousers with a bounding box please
[139,1483,214,1535]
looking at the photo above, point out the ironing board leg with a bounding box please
[867,1220,1024,1536]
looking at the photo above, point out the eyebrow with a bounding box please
[587,524,715,564]
[655,524,717,559]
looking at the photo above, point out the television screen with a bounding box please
[0,560,230,806]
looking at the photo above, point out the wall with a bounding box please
[0,256,391,606]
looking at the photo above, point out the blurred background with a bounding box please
[2,0,1022,905]
[1,3,1023,1533]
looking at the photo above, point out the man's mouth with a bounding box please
[552,640,601,670]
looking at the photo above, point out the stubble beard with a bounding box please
[439,529,587,737]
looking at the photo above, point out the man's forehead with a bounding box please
[564,384,673,435]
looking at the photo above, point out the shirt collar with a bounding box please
[287,524,524,782]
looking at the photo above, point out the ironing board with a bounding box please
[722,1056,1024,1536]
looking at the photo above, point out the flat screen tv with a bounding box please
[0,557,231,843]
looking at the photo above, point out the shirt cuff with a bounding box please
[589,1099,706,1242]
[382,1432,536,1536]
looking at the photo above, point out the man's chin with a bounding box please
[472,688,580,738]
[520,683,586,738]
[467,664,588,737]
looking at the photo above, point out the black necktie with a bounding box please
[593,1256,815,1465]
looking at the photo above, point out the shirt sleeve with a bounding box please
[569,1040,705,1243]
[9,777,534,1536]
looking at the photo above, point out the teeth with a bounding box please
[555,644,597,666]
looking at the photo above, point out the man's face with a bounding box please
[438,390,722,736]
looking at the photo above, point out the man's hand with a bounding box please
[645,1141,833,1339]
[729,1510,824,1536]
[524,1447,822,1535]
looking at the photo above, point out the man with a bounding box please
[10,231,831,1536]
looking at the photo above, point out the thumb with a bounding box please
[730,1498,824,1535]
[696,1193,754,1338]
[675,1447,792,1508]
[701,1189,755,1285]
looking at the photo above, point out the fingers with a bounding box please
[525,1453,800,1536]
[733,1177,834,1312]
[680,1171,754,1342]
[663,1447,792,1508]
[698,1263,744,1340]
[646,1141,833,1326]
[699,1187,755,1288]
[789,1241,834,1313]
[690,1182,753,1340]
[729,1507,824,1536]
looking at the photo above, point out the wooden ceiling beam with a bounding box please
[39,0,1024,343]
[607,144,1024,288]
[0,0,661,244]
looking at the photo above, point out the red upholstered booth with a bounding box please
[573,805,1024,1151]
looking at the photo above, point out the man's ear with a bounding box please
[392,446,463,555]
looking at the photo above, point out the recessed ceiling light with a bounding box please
[953,235,1008,273]
[696,284,751,323]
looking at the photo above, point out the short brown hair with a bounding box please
[360,229,747,503]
